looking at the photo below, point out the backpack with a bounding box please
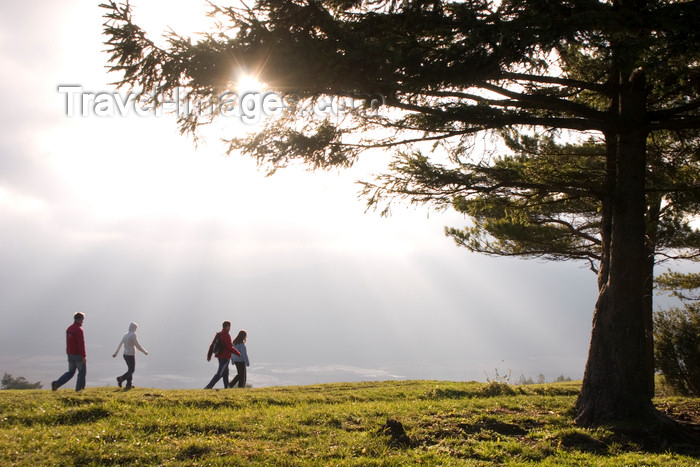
[207,332,223,359]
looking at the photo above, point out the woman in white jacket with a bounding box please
[113,322,148,390]
[229,330,249,388]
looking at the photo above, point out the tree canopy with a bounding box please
[102,0,700,430]
[654,271,700,396]
[370,129,700,273]
[657,271,700,301]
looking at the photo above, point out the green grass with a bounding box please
[0,380,698,466]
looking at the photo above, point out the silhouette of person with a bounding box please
[51,312,87,392]
[229,330,250,388]
[205,321,241,389]
[113,322,148,390]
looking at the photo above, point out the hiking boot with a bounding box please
[125,382,133,390]
[116,376,123,388]
[51,381,58,392]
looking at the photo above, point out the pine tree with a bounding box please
[101,0,700,428]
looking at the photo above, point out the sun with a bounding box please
[235,73,265,94]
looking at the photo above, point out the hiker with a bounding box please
[51,312,87,392]
[229,330,250,388]
[205,321,241,389]
[113,322,148,390]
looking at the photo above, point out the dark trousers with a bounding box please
[205,358,229,389]
[119,355,136,384]
[229,361,247,388]
[55,354,86,391]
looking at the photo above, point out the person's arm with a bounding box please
[133,335,148,355]
[113,336,125,357]
[78,327,87,361]
[224,334,241,357]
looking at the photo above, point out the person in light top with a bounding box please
[229,330,250,388]
[113,322,148,390]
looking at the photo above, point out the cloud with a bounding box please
[0,0,599,393]
[0,186,48,215]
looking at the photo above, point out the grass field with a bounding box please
[1,380,698,465]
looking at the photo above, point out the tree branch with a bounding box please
[498,71,609,94]
[478,81,606,121]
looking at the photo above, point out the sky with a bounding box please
[0,0,669,390]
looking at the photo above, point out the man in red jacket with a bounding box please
[51,312,87,392]
[204,321,241,389]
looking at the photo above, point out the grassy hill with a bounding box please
[0,380,698,465]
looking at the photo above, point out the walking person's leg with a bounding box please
[123,355,136,389]
[123,355,135,383]
[229,368,240,388]
[75,357,86,391]
[232,361,246,388]
[237,362,247,388]
[222,360,230,388]
[117,356,127,387]
[205,358,228,389]
[53,355,78,390]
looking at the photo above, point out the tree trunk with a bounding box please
[575,68,657,426]
[643,193,663,399]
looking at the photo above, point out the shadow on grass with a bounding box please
[52,406,112,425]
[7,406,114,426]
[460,417,529,436]
[557,431,608,454]
[177,443,212,461]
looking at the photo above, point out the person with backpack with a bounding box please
[229,330,250,388]
[112,322,148,390]
[205,321,241,389]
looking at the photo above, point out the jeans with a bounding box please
[205,358,229,389]
[229,361,247,388]
[119,355,136,384]
[55,354,86,391]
